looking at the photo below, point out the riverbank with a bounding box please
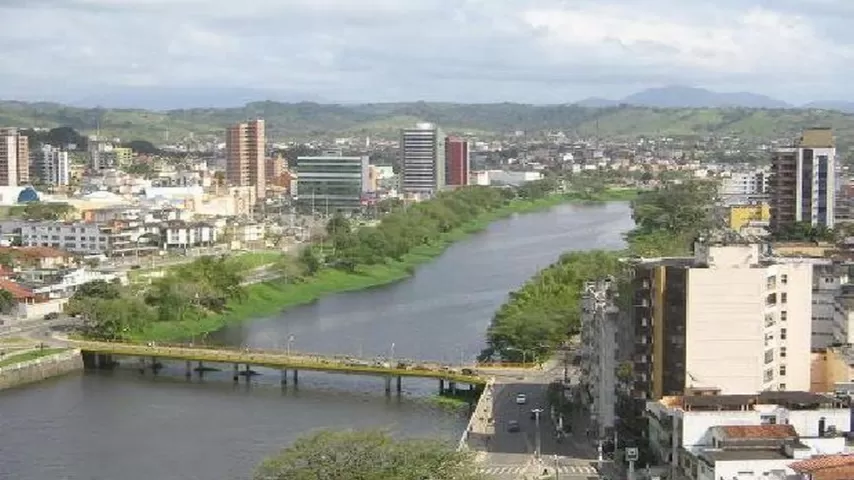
[134,189,637,342]
[0,348,80,391]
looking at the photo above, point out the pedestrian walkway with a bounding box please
[477,464,598,476]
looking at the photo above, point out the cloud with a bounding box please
[0,0,853,106]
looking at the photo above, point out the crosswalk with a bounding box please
[478,464,598,476]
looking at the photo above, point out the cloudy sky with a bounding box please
[2,0,853,107]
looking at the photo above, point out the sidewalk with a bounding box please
[462,377,497,455]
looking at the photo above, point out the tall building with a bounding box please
[295,151,369,213]
[265,155,283,184]
[445,136,470,187]
[630,241,812,403]
[36,145,70,186]
[226,119,266,201]
[400,123,445,196]
[0,128,29,186]
[770,128,836,230]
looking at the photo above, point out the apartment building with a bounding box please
[226,119,266,201]
[0,128,29,186]
[630,241,812,403]
[646,392,850,480]
[770,128,836,230]
[161,220,217,249]
[445,136,470,187]
[295,151,369,212]
[579,277,624,439]
[8,220,159,256]
[400,123,445,197]
[720,168,770,204]
[35,145,70,186]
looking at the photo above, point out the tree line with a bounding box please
[482,180,718,362]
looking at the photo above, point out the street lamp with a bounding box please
[287,334,295,357]
[390,342,395,364]
[553,454,560,480]
[531,408,544,459]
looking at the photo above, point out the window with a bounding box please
[764,349,774,364]
[760,415,776,425]
[781,293,788,304]
[780,347,787,358]
[781,328,787,340]
[764,369,774,382]
[767,275,777,289]
[781,310,788,321]
[779,383,787,390]
[781,274,788,285]
[779,365,787,376]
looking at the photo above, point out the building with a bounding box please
[445,136,470,187]
[579,277,623,439]
[770,129,836,231]
[400,123,445,196]
[35,145,70,186]
[265,155,284,184]
[790,454,854,480]
[226,119,266,201]
[728,204,771,232]
[720,168,770,204]
[646,392,851,480]
[0,128,29,186]
[630,241,812,403]
[161,220,217,249]
[295,152,369,213]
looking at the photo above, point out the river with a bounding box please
[0,201,632,480]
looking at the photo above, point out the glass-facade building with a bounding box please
[295,153,369,213]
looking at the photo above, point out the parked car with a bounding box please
[515,393,527,405]
[507,420,520,433]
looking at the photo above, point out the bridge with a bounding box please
[71,340,492,394]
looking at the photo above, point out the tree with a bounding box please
[9,202,76,221]
[254,430,483,480]
[123,140,158,155]
[0,289,16,314]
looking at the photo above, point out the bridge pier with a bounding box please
[185,360,192,379]
[292,370,298,385]
[385,376,391,395]
[233,363,239,382]
[151,357,159,375]
[138,357,146,375]
[280,369,287,386]
[197,361,204,377]
[439,379,444,394]
[244,364,251,383]
[96,354,113,370]
[449,382,457,395]
[396,376,402,394]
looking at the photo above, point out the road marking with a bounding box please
[477,465,598,476]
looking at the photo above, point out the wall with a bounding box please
[706,459,794,480]
[0,348,82,390]
[16,298,67,320]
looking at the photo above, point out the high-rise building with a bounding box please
[0,128,29,186]
[226,119,266,201]
[295,151,369,213]
[629,241,812,402]
[445,136,470,187]
[770,128,836,230]
[400,123,445,196]
[36,145,70,186]
[265,155,283,184]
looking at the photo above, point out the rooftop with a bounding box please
[659,391,846,411]
[798,128,835,148]
[790,454,854,480]
[0,246,73,260]
[698,449,789,463]
[714,424,797,440]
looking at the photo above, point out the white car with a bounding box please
[515,393,527,405]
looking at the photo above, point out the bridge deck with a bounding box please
[73,341,487,385]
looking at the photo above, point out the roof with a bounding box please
[714,424,797,440]
[799,128,835,148]
[790,455,854,480]
[0,278,34,299]
[699,449,788,463]
[660,391,845,411]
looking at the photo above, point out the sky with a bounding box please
[1,0,854,108]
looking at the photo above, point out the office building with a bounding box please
[35,145,70,186]
[445,136,470,187]
[295,151,369,213]
[400,123,445,196]
[0,128,29,186]
[719,167,770,204]
[630,241,812,402]
[226,119,266,201]
[770,128,836,230]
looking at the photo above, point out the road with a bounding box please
[475,359,601,480]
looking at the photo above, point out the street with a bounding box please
[473,358,602,480]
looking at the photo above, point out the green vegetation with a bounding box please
[253,430,482,480]
[0,348,69,368]
[483,180,716,361]
[771,221,836,242]
[8,201,76,221]
[5,100,854,144]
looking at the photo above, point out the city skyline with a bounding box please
[3,1,854,106]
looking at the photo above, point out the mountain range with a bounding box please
[574,85,854,112]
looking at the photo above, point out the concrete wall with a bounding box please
[0,348,82,390]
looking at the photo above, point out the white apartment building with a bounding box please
[632,241,813,400]
[579,277,621,438]
[720,168,770,203]
[806,261,848,350]
[36,145,70,186]
[646,392,851,480]
[770,129,836,229]
[162,221,217,249]
[10,220,159,256]
[400,123,445,197]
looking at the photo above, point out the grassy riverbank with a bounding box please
[0,348,69,368]
[133,188,637,342]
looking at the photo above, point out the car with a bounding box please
[507,420,520,432]
[515,393,527,405]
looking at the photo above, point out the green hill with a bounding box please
[2,100,853,145]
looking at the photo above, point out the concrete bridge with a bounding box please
[72,340,490,394]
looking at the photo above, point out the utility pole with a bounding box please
[531,408,543,459]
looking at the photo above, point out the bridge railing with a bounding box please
[475,362,538,369]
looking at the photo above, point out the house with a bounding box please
[0,246,74,269]
[790,454,854,480]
